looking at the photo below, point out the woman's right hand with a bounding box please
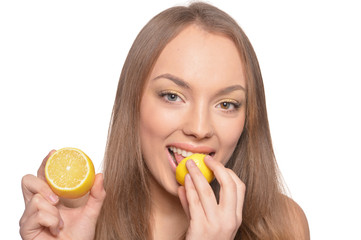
[19,150,106,240]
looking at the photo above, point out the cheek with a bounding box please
[139,96,180,147]
[216,114,245,163]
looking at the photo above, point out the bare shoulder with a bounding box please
[283,196,310,240]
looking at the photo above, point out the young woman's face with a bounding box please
[140,25,246,195]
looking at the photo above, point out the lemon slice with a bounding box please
[176,153,214,186]
[45,147,95,199]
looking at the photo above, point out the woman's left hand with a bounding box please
[178,155,246,240]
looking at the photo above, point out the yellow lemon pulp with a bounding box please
[176,153,214,186]
[45,147,95,199]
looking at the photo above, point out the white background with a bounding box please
[1,0,360,239]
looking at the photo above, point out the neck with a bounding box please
[149,175,189,240]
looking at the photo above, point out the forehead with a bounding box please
[148,24,246,90]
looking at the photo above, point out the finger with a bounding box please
[20,195,63,237]
[21,174,59,205]
[83,173,106,224]
[37,150,56,180]
[203,156,237,212]
[186,159,217,220]
[178,186,190,218]
[184,174,205,222]
[33,209,62,236]
[20,193,63,231]
[226,169,246,224]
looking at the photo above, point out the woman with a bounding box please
[20,2,309,239]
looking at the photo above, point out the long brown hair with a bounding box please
[96,2,294,239]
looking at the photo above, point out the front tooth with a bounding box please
[181,150,187,157]
[176,148,182,155]
[171,147,199,157]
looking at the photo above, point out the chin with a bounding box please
[150,172,180,197]
[164,180,181,197]
[159,175,182,198]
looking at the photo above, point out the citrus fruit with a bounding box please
[176,153,214,186]
[45,147,95,199]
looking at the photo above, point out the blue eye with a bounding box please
[159,91,183,103]
[166,93,179,101]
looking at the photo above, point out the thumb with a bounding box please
[83,173,106,221]
[37,150,56,181]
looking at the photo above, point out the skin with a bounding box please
[140,24,247,239]
[19,24,309,240]
[19,24,247,240]
[19,150,106,239]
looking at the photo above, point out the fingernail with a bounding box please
[186,159,196,169]
[49,194,59,203]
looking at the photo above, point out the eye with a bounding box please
[166,93,180,102]
[220,102,233,110]
[216,100,241,111]
[159,91,183,103]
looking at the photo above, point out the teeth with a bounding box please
[181,150,187,157]
[169,146,206,158]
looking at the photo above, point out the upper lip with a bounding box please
[166,142,216,155]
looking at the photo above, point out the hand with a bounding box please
[178,155,245,240]
[19,150,106,240]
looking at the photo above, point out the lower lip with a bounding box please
[167,149,177,172]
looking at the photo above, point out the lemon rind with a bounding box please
[45,147,95,198]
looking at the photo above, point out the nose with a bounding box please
[182,103,214,140]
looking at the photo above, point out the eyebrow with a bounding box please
[215,84,246,96]
[152,73,190,89]
[152,73,245,94]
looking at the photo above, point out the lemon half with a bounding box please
[45,147,95,199]
[176,153,214,186]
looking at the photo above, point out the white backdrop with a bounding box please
[1,0,360,239]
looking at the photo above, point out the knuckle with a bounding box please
[32,193,43,205]
[21,174,33,188]
[19,227,25,238]
[222,172,234,184]
[19,215,25,227]
[223,175,237,191]
[230,179,237,192]
[36,210,45,221]
[239,181,246,192]
[29,193,47,210]
[224,217,237,232]
[53,215,61,226]
[36,209,57,226]
[48,204,60,217]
